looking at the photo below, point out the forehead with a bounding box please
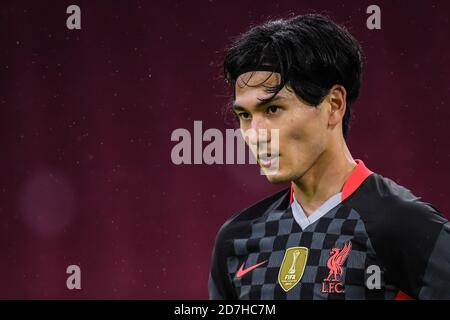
[235,71,280,96]
[234,71,290,107]
[236,71,281,88]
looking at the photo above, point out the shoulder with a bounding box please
[346,172,447,269]
[348,172,449,297]
[215,187,290,242]
[348,172,447,228]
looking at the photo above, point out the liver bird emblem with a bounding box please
[324,242,352,282]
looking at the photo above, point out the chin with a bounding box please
[263,170,291,184]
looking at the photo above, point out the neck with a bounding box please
[292,138,356,217]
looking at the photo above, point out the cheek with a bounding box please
[239,122,252,143]
[285,110,317,141]
[281,110,326,153]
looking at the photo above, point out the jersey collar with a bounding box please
[289,159,373,204]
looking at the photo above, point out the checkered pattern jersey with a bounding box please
[208,162,450,300]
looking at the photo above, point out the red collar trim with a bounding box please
[289,159,373,204]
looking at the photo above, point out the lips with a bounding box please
[258,153,279,168]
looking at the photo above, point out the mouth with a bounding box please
[258,153,280,168]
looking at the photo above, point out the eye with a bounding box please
[237,112,251,120]
[266,105,281,115]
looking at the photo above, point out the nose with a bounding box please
[246,117,271,148]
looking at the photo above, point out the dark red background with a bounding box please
[0,0,448,299]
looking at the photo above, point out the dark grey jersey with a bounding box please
[208,160,450,300]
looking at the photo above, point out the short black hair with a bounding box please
[223,14,363,138]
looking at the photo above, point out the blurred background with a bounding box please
[0,0,449,299]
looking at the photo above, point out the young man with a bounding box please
[208,14,450,300]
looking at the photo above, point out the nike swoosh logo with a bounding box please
[235,260,268,278]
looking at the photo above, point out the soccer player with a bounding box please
[208,14,450,300]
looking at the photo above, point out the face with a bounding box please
[233,71,334,183]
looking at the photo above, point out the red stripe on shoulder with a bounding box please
[395,291,415,300]
[341,159,373,201]
[289,159,373,204]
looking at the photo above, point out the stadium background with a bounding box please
[0,0,449,298]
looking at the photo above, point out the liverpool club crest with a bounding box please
[322,241,352,294]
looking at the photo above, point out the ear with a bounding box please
[327,85,347,128]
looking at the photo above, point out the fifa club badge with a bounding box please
[322,242,352,294]
[278,247,308,292]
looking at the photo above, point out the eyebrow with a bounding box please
[233,95,286,111]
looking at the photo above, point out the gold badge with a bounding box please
[278,247,308,292]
